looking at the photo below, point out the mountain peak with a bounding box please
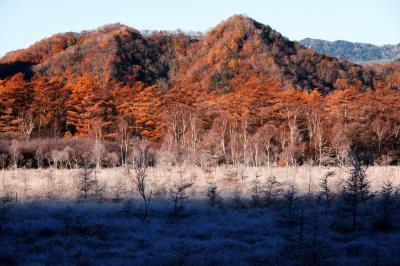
[220,14,254,25]
[212,14,272,35]
[0,15,376,94]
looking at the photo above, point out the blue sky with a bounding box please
[1,0,399,56]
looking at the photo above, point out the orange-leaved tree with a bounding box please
[67,75,116,138]
[0,73,33,139]
[114,82,163,140]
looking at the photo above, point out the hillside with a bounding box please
[0,15,399,165]
[0,24,195,87]
[1,16,375,93]
[170,16,377,95]
[300,38,400,63]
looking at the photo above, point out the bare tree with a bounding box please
[35,146,44,169]
[166,104,189,151]
[229,122,239,165]
[320,171,335,203]
[240,119,250,166]
[258,124,277,175]
[68,155,78,169]
[215,118,228,162]
[280,105,302,166]
[371,118,391,156]
[169,172,192,217]
[306,106,327,166]
[330,128,351,167]
[112,177,128,203]
[188,111,199,152]
[92,138,105,169]
[0,154,8,189]
[0,154,7,171]
[9,140,21,169]
[117,119,131,165]
[129,143,153,220]
[277,127,289,166]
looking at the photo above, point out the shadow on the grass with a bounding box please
[0,194,399,265]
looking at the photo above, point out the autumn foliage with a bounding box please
[1,15,400,165]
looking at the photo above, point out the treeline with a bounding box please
[1,73,400,168]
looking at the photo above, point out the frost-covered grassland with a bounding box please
[1,165,400,265]
[3,165,400,200]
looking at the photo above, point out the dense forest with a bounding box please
[1,15,400,167]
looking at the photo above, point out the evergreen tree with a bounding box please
[343,156,373,231]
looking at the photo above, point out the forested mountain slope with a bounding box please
[1,15,399,165]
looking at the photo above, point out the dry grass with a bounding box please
[2,165,400,265]
[2,165,400,201]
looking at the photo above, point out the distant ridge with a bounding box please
[300,38,400,63]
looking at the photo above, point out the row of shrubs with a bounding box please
[0,138,124,169]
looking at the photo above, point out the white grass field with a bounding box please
[2,165,400,201]
[1,165,400,265]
